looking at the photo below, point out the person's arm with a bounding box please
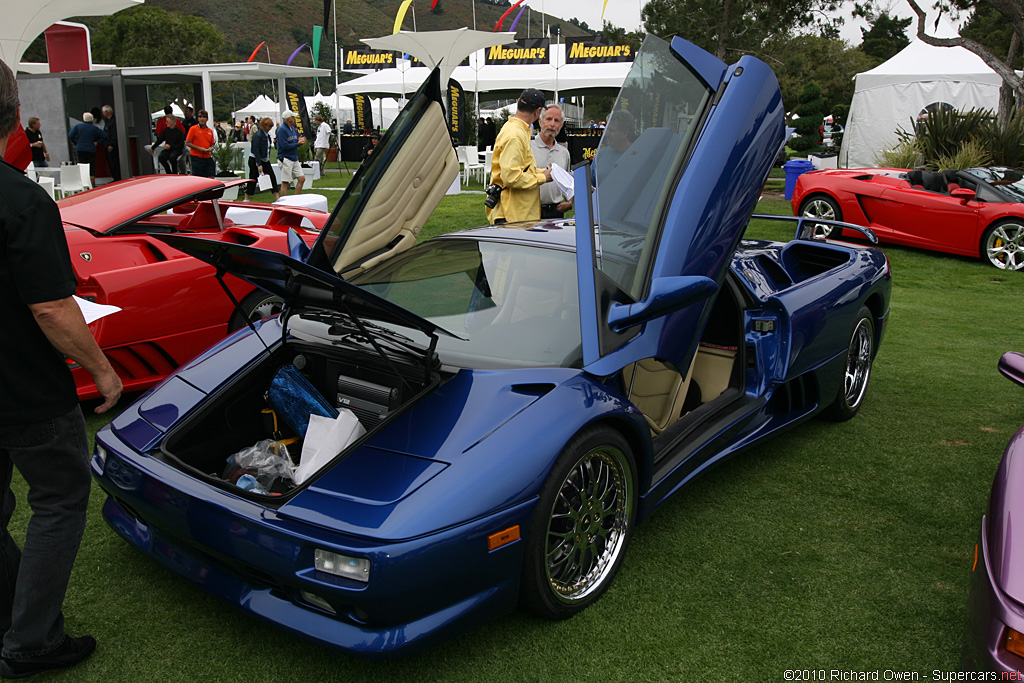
[28,297,122,413]
[185,127,201,153]
[498,137,548,190]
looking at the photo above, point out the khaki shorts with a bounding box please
[279,158,304,183]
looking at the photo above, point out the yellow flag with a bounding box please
[602,0,609,19]
[394,0,414,33]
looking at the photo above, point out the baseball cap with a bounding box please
[282,109,298,119]
[517,88,546,111]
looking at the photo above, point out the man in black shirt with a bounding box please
[0,58,121,679]
[24,117,48,167]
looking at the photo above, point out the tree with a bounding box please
[904,0,1023,126]
[790,82,825,154]
[92,5,230,67]
[859,11,911,60]
[640,0,844,61]
[767,34,876,114]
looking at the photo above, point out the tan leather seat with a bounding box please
[691,343,737,403]
[623,358,694,435]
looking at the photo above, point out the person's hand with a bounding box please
[556,201,572,212]
[108,146,113,152]
[162,142,170,149]
[298,135,307,144]
[44,153,50,160]
[92,368,123,414]
[542,168,552,182]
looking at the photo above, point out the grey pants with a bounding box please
[0,406,90,659]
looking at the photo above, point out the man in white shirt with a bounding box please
[529,105,573,220]
[313,115,332,175]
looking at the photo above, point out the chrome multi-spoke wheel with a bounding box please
[825,306,874,421]
[228,291,286,331]
[521,427,636,619]
[982,222,1024,271]
[800,195,842,239]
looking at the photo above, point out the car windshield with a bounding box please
[966,167,1024,202]
[347,239,582,369]
[590,35,714,300]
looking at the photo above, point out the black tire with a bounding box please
[228,289,285,332]
[520,425,636,620]
[980,220,1024,271]
[799,194,842,239]
[823,306,874,422]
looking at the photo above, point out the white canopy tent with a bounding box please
[3,0,140,69]
[840,39,1002,168]
[231,94,280,122]
[305,92,403,129]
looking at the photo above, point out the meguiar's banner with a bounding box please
[344,46,396,69]
[352,94,374,131]
[565,37,634,64]
[285,84,311,137]
[485,38,549,65]
[446,79,466,144]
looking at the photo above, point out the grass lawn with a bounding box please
[28,191,1022,680]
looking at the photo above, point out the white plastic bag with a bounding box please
[257,173,272,191]
[294,409,366,484]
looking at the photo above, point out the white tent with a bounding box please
[231,94,280,122]
[305,92,403,129]
[840,39,1002,168]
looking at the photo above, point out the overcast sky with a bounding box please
[537,0,933,46]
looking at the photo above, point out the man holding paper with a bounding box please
[530,105,573,220]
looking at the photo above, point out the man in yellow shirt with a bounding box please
[486,89,552,224]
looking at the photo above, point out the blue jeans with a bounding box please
[0,407,90,658]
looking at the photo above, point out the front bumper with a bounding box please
[93,428,532,658]
[963,515,1024,673]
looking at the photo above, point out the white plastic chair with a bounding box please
[483,150,493,180]
[25,162,36,182]
[57,164,85,198]
[78,163,92,190]
[456,146,484,185]
[36,176,55,200]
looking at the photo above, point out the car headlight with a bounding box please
[314,549,370,583]
[93,444,107,474]
[1007,628,1024,660]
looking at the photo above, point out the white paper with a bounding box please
[74,296,120,324]
[294,410,366,484]
[550,163,575,201]
[257,173,273,191]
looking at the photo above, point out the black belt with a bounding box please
[541,203,558,210]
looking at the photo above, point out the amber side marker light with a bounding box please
[1007,629,1024,659]
[973,543,979,572]
[488,525,520,551]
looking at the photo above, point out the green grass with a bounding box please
[28,195,1024,680]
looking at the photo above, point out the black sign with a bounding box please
[285,85,310,137]
[446,79,466,145]
[409,54,470,67]
[345,46,396,70]
[485,38,550,65]
[565,37,634,64]
[352,94,374,132]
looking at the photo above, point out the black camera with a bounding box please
[484,184,503,209]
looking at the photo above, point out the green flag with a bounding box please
[312,26,323,68]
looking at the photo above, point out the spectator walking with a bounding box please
[313,115,331,175]
[275,110,305,196]
[244,117,279,202]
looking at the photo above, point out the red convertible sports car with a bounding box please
[792,167,1024,271]
[59,175,329,400]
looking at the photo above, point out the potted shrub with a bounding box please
[212,143,244,199]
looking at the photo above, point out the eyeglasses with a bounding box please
[198,115,208,118]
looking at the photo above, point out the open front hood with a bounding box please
[156,234,458,341]
[306,68,461,278]
[59,175,239,234]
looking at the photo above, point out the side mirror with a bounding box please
[999,351,1024,389]
[607,276,717,332]
[951,188,976,204]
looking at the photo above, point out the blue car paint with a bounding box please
[92,35,892,658]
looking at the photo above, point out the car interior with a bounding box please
[623,278,743,437]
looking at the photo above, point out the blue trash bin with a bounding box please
[783,159,814,201]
